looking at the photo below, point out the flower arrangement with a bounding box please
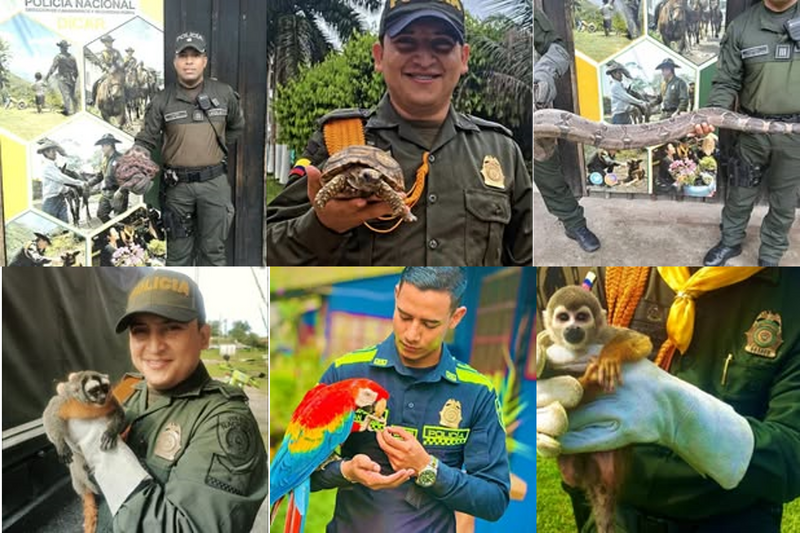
[112,244,147,267]
[668,158,699,186]
[147,239,167,258]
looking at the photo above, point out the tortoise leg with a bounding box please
[375,181,417,222]
[314,175,348,210]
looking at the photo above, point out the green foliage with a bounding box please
[274,32,385,155]
[269,346,330,433]
[490,349,532,458]
[0,36,9,89]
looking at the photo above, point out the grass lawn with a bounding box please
[270,486,337,533]
[200,348,267,392]
[266,175,283,205]
[573,32,633,63]
[0,105,69,140]
[537,458,800,532]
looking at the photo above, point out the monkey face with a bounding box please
[64,371,111,405]
[551,304,596,350]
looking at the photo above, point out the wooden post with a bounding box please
[164,0,267,265]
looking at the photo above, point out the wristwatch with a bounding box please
[415,456,439,488]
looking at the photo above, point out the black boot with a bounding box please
[565,226,601,253]
[758,258,779,267]
[703,242,742,266]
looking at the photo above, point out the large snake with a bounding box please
[533,107,800,162]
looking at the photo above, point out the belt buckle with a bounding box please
[188,171,201,182]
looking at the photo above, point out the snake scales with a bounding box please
[533,107,800,162]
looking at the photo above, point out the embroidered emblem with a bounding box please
[154,422,182,461]
[439,399,462,429]
[422,425,470,446]
[480,156,505,189]
[744,311,783,358]
[741,45,769,59]
[192,110,204,121]
[775,44,792,61]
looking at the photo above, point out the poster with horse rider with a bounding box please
[0,0,167,266]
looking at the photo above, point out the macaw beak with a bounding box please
[374,398,387,418]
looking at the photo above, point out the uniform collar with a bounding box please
[759,1,800,33]
[372,333,460,384]
[367,93,479,151]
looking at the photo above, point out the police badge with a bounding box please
[154,422,182,461]
[439,399,462,429]
[480,156,505,189]
[744,311,783,358]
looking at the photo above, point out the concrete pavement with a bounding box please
[534,192,800,266]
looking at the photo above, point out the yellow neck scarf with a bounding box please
[655,267,764,368]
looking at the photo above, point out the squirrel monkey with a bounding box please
[540,285,653,533]
[43,371,125,533]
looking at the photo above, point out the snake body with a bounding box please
[533,107,800,162]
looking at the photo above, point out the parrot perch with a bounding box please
[270,378,390,533]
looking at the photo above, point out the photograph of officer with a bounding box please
[8,232,53,267]
[694,0,800,267]
[272,267,513,531]
[267,0,532,266]
[132,31,244,266]
[87,133,128,223]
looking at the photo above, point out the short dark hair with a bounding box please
[398,267,467,310]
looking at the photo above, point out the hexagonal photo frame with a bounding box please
[0,14,82,140]
[90,204,166,266]
[646,0,727,67]
[571,0,646,63]
[83,17,164,137]
[5,210,87,266]
[28,114,144,232]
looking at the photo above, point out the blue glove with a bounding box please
[560,359,754,490]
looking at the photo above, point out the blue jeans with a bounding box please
[43,195,69,223]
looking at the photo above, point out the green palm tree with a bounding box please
[470,0,532,127]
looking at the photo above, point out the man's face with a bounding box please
[43,148,57,161]
[373,18,469,119]
[392,283,466,368]
[661,67,673,79]
[36,239,48,252]
[765,0,798,12]
[101,144,114,157]
[173,49,207,87]
[128,313,210,390]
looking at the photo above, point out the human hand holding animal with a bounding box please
[340,453,414,490]
[561,358,754,490]
[376,426,431,475]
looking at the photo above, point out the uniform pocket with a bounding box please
[464,189,511,265]
[717,350,777,418]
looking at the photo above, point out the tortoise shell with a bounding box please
[320,145,404,192]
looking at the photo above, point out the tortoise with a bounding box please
[314,145,417,222]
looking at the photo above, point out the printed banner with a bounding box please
[0,0,165,265]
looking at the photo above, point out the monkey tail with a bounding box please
[585,449,629,533]
[83,491,97,533]
[586,478,617,533]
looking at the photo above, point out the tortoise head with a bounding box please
[345,167,384,190]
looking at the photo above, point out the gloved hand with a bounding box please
[560,359,754,490]
[67,418,151,515]
[533,42,571,108]
[536,337,584,457]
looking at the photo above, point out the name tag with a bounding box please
[164,110,188,122]
[741,45,769,59]
[207,108,228,117]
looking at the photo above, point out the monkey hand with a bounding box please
[58,447,73,465]
[560,359,754,490]
[100,429,117,451]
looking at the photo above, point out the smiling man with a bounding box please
[310,267,511,532]
[133,32,243,266]
[267,0,532,266]
[64,270,268,532]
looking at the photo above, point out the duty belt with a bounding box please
[744,109,800,123]
[166,162,226,183]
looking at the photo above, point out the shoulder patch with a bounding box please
[318,108,372,126]
[206,412,263,495]
[465,115,513,137]
[455,363,495,391]
[334,347,378,368]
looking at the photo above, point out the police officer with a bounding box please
[534,7,601,252]
[88,134,127,223]
[699,0,800,267]
[45,40,78,115]
[9,232,53,267]
[311,267,510,531]
[536,266,800,533]
[654,58,689,119]
[267,0,532,266]
[91,35,124,106]
[64,270,268,531]
[134,32,244,265]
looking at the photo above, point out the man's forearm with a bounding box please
[425,463,509,522]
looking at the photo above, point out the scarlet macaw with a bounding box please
[270,378,389,533]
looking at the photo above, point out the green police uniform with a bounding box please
[96,364,268,532]
[91,150,127,222]
[533,8,586,232]
[707,1,800,263]
[135,78,244,266]
[658,74,689,118]
[266,94,532,266]
[537,267,800,532]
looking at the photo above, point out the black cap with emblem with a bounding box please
[175,31,207,54]
[379,0,466,43]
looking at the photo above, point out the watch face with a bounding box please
[418,470,436,487]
